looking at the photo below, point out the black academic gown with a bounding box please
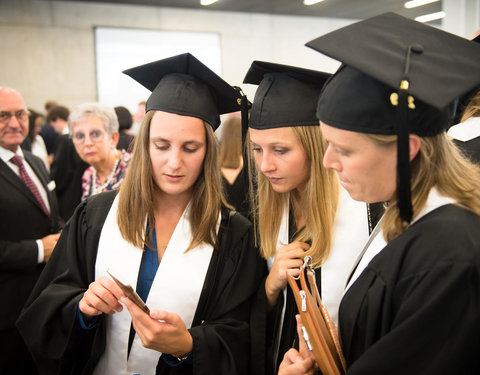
[16,190,265,375]
[222,166,250,219]
[339,204,480,375]
[453,137,480,165]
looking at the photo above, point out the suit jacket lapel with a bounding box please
[0,155,49,217]
[24,152,48,184]
[25,152,62,221]
[0,158,40,207]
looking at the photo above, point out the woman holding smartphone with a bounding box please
[17,53,264,375]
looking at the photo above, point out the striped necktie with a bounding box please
[10,155,50,217]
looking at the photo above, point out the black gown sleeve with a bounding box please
[16,191,117,374]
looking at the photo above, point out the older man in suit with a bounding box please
[0,87,63,373]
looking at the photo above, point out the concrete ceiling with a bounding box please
[58,0,443,23]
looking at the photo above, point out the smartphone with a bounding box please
[107,270,150,314]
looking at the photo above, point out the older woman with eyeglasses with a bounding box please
[69,102,131,200]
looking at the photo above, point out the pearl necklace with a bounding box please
[91,154,121,196]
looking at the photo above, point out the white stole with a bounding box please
[344,222,386,293]
[447,117,480,142]
[321,186,371,325]
[93,195,215,375]
[344,187,455,292]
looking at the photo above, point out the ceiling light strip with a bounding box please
[200,0,219,6]
[415,11,446,22]
[304,0,325,5]
[405,0,440,9]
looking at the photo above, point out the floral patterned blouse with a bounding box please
[81,150,132,201]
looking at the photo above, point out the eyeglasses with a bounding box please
[0,110,29,124]
[72,129,106,145]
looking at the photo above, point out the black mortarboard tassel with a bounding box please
[307,12,480,223]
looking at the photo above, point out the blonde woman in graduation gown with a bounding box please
[244,61,382,375]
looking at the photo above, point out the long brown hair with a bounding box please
[249,125,339,268]
[117,111,227,251]
[367,133,480,242]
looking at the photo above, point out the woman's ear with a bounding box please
[111,131,120,147]
[409,134,421,161]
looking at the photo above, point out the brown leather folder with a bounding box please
[287,256,346,375]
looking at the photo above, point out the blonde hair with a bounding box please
[366,133,480,242]
[460,91,480,122]
[219,116,242,169]
[249,126,339,268]
[117,111,227,251]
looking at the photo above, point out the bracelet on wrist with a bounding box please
[176,352,190,361]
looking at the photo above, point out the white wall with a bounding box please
[94,27,224,113]
[442,0,480,38]
[0,0,353,112]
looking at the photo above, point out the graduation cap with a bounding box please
[243,61,331,129]
[306,12,480,223]
[123,53,248,130]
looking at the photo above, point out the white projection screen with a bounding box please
[94,27,222,113]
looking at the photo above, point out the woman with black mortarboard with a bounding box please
[243,61,382,375]
[17,53,265,375]
[279,13,480,375]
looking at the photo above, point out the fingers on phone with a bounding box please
[88,280,123,313]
